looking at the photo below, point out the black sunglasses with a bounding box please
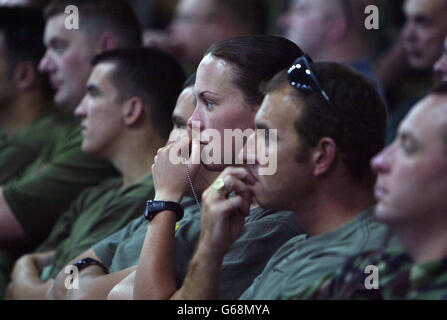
[287,55,341,119]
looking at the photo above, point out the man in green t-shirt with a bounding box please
[5,48,186,300]
[0,1,146,299]
[157,59,396,300]
[0,7,86,298]
[287,84,447,300]
[0,7,70,185]
[0,1,143,251]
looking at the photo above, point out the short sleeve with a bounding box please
[93,217,145,267]
[2,126,118,244]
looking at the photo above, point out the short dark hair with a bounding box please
[183,72,196,89]
[206,35,303,108]
[431,82,447,155]
[266,62,387,186]
[92,48,186,139]
[214,0,269,34]
[0,7,52,97]
[0,7,46,67]
[44,0,142,47]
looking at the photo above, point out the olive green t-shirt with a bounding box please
[0,109,74,184]
[38,175,154,281]
[239,207,399,300]
[2,120,119,244]
[93,205,303,300]
[92,197,200,273]
[174,208,303,300]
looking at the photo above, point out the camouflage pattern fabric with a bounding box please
[286,247,447,300]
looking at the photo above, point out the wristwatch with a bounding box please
[144,200,184,221]
[73,257,109,274]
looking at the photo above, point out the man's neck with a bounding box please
[0,93,48,137]
[291,182,375,237]
[394,216,447,264]
[110,132,164,189]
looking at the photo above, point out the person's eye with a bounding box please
[174,122,186,129]
[400,138,416,155]
[204,99,215,110]
[52,42,67,55]
[86,88,99,98]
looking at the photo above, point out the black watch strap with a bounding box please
[73,257,109,274]
[144,200,184,221]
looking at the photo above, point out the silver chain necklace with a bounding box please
[186,163,201,210]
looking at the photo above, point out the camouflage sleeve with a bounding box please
[285,250,394,300]
[284,271,339,300]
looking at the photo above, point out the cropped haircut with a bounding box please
[266,63,387,186]
[206,35,303,108]
[0,7,52,96]
[183,72,196,89]
[44,0,142,47]
[92,48,186,139]
[0,7,46,68]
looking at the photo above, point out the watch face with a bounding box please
[151,201,165,211]
[144,200,183,221]
[144,201,164,220]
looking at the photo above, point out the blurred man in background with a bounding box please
[379,0,447,143]
[278,0,384,93]
[0,0,142,299]
[144,0,268,72]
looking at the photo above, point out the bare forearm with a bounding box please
[175,244,224,300]
[10,255,53,300]
[13,279,53,300]
[134,210,177,300]
[107,270,136,300]
[67,267,136,300]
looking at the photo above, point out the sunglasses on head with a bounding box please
[287,55,341,119]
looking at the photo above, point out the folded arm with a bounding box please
[8,251,55,300]
[0,187,28,249]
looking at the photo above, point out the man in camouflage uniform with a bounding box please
[287,83,447,300]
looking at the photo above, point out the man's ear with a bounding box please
[122,97,144,126]
[312,137,337,176]
[94,32,120,55]
[14,61,37,92]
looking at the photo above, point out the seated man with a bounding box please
[0,0,142,293]
[6,48,186,300]
[287,83,447,300]
[147,0,268,72]
[278,0,386,102]
[145,59,397,300]
[384,0,447,143]
[0,7,71,185]
[42,35,305,300]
